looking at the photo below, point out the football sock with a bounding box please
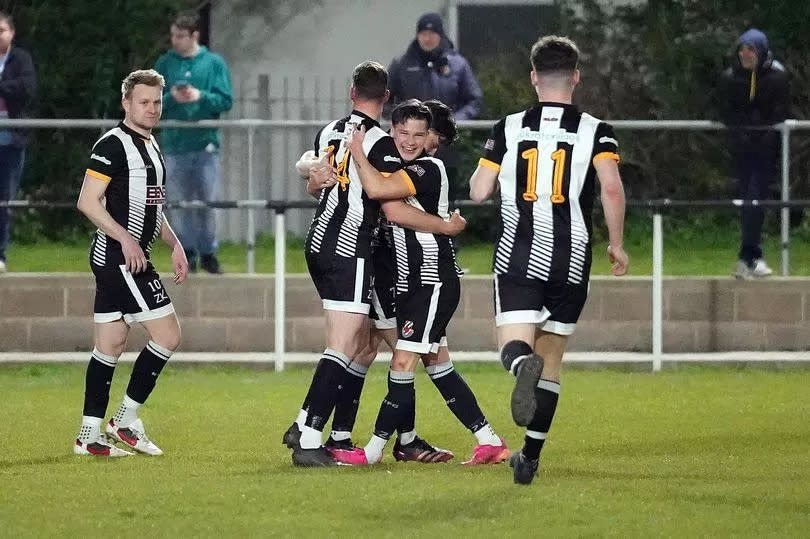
[299,425,323,450]
[303,349,350,442]
[398,430,417,446]
[364,435,387,464]
[330,361,368,437]
[523,378,560,460]
[295,409,308,429]
[82,348,118,419]
[426,361,497,443]
[371,369,415,451]
[397,391,416,438]
[78,415,103,443]
[124,341,172,406]
[112,395,142,429]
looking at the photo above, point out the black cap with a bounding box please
[417,13,444,35]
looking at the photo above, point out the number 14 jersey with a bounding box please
[479,102,620,284]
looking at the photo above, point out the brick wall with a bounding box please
[1,274,808,352]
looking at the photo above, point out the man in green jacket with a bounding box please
[154,12,232,274]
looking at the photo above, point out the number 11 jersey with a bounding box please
[479,102,620,284]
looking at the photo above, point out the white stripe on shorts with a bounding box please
[119,264,149,311]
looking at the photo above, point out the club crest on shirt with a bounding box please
[146,185,166,205]
[484,139,495,150]
[402,321,415,338]
[406,164,425,177]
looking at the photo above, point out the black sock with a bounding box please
[82,348,118,418]
[373,370,415,440]
[397,394,416,438]
[427,361,488,433]
[304,349,350,432]
[523,378,560,460]
[330,362,368,436]
[125,341,171,404]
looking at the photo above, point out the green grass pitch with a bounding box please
[1,363,809,537]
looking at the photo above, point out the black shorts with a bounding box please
[306,251,372,314]
[494,273,589,335]
[93,263,175,325]
[395,277,459,354]
[369,242,396,329]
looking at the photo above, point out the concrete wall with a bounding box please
[2,274,808,353]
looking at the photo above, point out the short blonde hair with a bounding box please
[121,69,165,99]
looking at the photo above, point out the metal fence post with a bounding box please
[274,209,286,372]
[652,212,664,372]
[781,120,796,276]
[246,125,256,274]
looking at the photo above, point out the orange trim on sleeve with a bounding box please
[478,158,501,172]
[86,169,111,182]
[593,152,620,164]
[396,169,417,196]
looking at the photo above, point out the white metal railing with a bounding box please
[3,118,810,371]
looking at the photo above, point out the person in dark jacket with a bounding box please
[387,13,483,121]
[718,28,789,279]
[0,11,36,272]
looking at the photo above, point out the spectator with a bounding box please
[154,12,232,274]
[387,13,482,218]
[387,13,483,122]
[717,28,789,279]
[0,11,35,273]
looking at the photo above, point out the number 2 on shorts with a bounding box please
[521,148,566,204]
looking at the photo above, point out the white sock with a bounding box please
[113,394,142,428]
[473,423,502,446]
[295,409,307,429]
[330,430,352,442]
[398,430,416,446]
[364,435,387,464]
[299,425,323,449]
[78,416,102,443]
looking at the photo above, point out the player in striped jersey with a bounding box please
[73,70,189,457]
[286,62,465,467]
[469,36,629,484]
[330,100,508,466]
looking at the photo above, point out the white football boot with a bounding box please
[106,418,164,456]
[74,436,134,457]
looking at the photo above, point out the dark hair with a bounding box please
[352,61,388,101]
[391,99,432,129]
[530,35,579,73]
[0,11,14,31]
[423,99,457,143]
[173,12,200,34]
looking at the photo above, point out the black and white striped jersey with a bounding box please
[480,102,620,284]
[391,155,461,292]
[85,122,166,268]
[305,110,403,260]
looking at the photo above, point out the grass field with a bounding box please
[1,363,808,537]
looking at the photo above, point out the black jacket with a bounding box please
[0,46,37,147]
[717,31,789,160]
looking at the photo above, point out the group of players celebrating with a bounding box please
[73,35,628,486]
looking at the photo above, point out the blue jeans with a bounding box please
[164,149,220,257]
[0,145,25,261]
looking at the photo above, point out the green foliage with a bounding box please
[3,0,196,242]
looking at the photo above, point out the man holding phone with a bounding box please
[154,11,233,274]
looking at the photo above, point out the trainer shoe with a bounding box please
[200,254,224,274]
[751,258,773,277]
[328,447,371,466]
[462,438,510,465]
[74,436,133,457]
[511,355,543,427]
[393,436,454,463]
[509,451,539,485]
[292,446,338,467]
[106,418,163,456]
[0,259,6,273]
[325,436,357,451]
[282,422,302,449]
[734,260,752,280]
